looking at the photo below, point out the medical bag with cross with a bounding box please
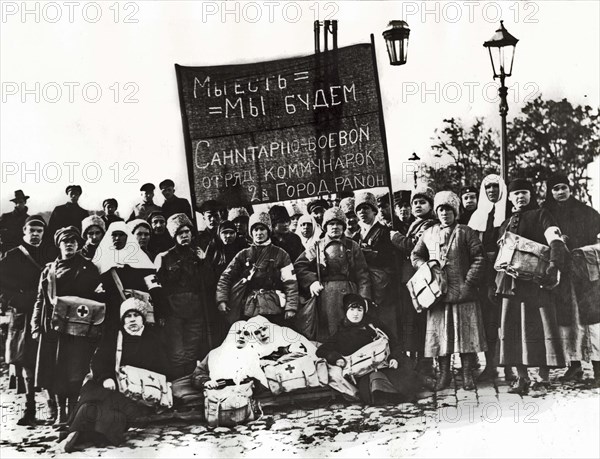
[47,262,106,338]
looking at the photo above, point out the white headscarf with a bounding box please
[93,221,155,274]
[468,174,508,232]
[207,321,267,386]
[245,315,317,359]
[295,214,322,249]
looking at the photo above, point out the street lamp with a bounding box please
[483,20,518,182]
[383,20,410,66]
[408,152,420,189]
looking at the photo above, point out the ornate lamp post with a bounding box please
[483,21,519,182]
[383,20,410,66]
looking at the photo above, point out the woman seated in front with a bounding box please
[58,298,169,453]
[316,293,434,405]
[192,320,267,390]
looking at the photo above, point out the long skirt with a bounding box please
[35,331,97,397]
[68,380,151,446]
[317,280,357,342]
[357,354,429,404]
[559,282,600,361]
[398,285,427,353]
[424,301,487,358]
[499,296,565,367]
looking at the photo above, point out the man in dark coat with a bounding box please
[197,199,224,266]
[0,190,30,256]
[355,192,398,339]
[155,213,217,379]
[47,185,89,240]
[127,183,161,223]
[0,215,53,425]
[269,205,304,262]
[159,179,193,220]
[147,210,174,259]
[101,198,124,228]
[393,190,414,236]
[543,173,600,381]
[458,185,478,224]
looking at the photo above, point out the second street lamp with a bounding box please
[483,20,519,182]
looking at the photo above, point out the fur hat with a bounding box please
[167,213,193,238]
[322,207,347,229]
[339,197,355,216]
[228,207,250,222]
[81,215,106,237]
[434,191,461,217]
[127,219,151,235]
[412,185,435,206]
[269,205,290,224]
[120,297,150,322]
[354,192,378,213]
[248,212,272,234]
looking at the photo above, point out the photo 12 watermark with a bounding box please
[1,82,140,104]
[1,1,140,24]
[1,162,140,184]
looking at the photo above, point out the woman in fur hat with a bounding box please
[216,212,299,326]
[58,298,169,453]
[31,226,103,424]
[317,293,434,404]
[495,179,568,394]
[411,191,487,390]
[80,215,106,261]
[390,186,437,375]
[542,174,600,382]
[295,207,371,341]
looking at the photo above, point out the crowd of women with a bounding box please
[0,171,599,452]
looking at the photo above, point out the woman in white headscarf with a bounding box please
[93,221,166,331]
[295,214,322,249]
[245,315,317,359]
[192,320,267,389]
[467,174,512,382]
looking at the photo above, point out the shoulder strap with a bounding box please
[115,331,123,374]
[18,246,44,271]
[110,268,127,302]
[47,262,57,303]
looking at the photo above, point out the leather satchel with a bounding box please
[495,231,559,288]
[263,354,329,395]
[204,382,256,427]
[406,260,447,312]
[117,365,173,409]
[342,325,390,379]
[48,263,105,338]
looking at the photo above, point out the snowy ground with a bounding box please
[1,362,598,458]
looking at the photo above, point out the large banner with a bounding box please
[176,43,389,208]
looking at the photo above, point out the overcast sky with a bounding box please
[1,0,599,215]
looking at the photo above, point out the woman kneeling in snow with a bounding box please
[317,294,434,404]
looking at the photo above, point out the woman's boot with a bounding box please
[560,361,584,382]
[508,365,530,395]
[435,355,452,391]
[478,349,498,381]
[461,353,476,390]
[54,396,68,426]
[592,361,600,385]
